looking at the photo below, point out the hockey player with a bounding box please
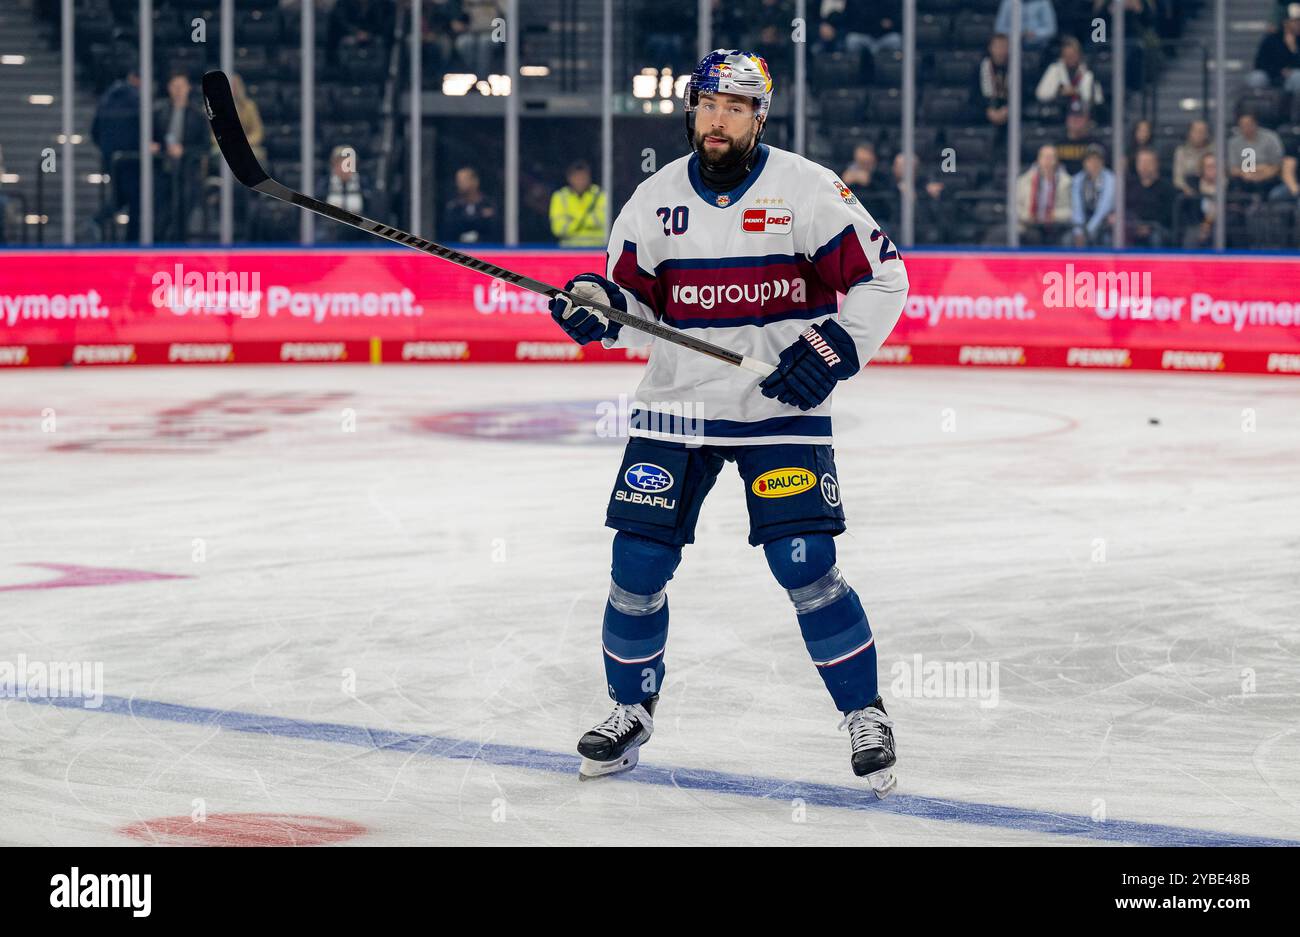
[549,50,908,796]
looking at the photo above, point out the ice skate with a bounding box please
[577,695,658,780]
[839,697,897,799]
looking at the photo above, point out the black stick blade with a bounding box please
[202,70,270,188]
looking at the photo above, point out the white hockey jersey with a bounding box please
[602,143,908,446]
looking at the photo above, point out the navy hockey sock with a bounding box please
[602,531,682,704]
[764,534,878,713]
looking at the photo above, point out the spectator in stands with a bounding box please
[914,164,951,239]
[1128,148,1176,247]
[1227,112,1285,198]
[441,166,500,243]
[1121,118,1154,186]
[1246,3,1300,92]
[996,0,1058,50]
[323,146,367,241]
[1131,119,1153,153]
[421,0,465,79]
[1269,137,1300,206]
[1071,143,1115,247]
[813,16,845,56]
[842,143,887,198]
[227,74,267,168]
[327,0,395,65]
[878,152,948,236]
[1089,0,1153,91]
[1172,119,1212,196]
[151,70,209,242]
[91,63,141,241]
[978,34,1010,127]
[453,1,504,77]
[549,159,607,247]
[1036,37,1104,112]
[842,0,902,57]
[1017,144,1073,244]
[1055,100,1103,174]
[1180,151,1218,249]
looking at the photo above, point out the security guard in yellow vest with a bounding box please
[549,159,608,248]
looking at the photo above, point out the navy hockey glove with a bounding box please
[759,319,861,411]
[548,273,625,345]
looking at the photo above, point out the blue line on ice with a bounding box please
[30,692,1300,847]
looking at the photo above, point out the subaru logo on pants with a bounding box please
[625,463,674,493]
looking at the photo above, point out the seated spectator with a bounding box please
[323,146,369,241]
[978,34,1010,127]
[843,0,902,57]
[996,0,1058,50]
[549,159,607,247]
[421,0,464,78]
[453,1,504,76]
[1128,147,1176,247]
[1269,137,1300,205]
[842,142,888,198]
[1071,143,1116,247]
[1036,36,1104,112]
[1017,144,1073,244]
[1055,100,1104,174]
[151,70,209,242]
[226,73,266,167]
[1227,113,1285,197]
[1089,0,1154,90]
[1246,4,1300,92]
[1131,119,1153,153]
[876,152,948,236]
[813,17,845,55]
[1121,118,1154,187]
[327,0,395,65]
[441,166,500,243]
[1180,152,1219,249]
[1172,119,1212,196]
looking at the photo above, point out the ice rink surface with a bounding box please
[2,362,1298,846]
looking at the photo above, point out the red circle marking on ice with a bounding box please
[119,813,367,847]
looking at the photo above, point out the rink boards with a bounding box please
[2,247,1299,375]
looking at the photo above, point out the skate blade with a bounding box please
[865,766,897,800]
[578,747,640,781]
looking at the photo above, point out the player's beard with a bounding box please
[692,123,759,172]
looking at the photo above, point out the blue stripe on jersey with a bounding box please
[655,250,808,271]
[630,408,831,439]
[810,224,855,263]
[686,144,771,209]
[662,301,839,331]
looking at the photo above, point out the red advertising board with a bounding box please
[1,248,1298,374]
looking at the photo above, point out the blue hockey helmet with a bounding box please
[684,49,774,122]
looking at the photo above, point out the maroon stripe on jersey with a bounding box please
[810,225,875,294]
[659,258,839,324]
[612,241,662,312]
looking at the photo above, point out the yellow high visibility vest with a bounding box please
[549,185,608,247]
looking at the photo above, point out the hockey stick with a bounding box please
[201,70,777,377]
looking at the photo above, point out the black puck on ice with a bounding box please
[1148,417,1160,425]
